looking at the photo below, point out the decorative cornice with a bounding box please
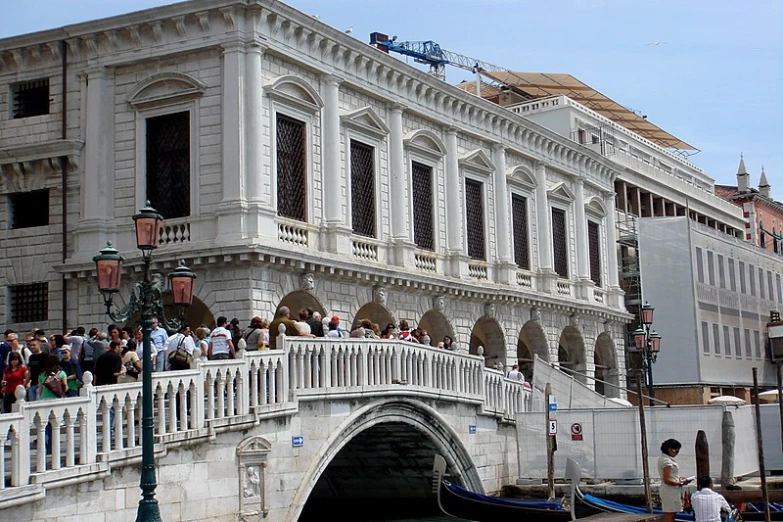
[0,139,84,166]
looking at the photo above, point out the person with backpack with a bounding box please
[165,324,195,371]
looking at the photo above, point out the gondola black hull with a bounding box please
[437,480,600,521]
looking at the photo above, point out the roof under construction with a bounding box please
[480,71,697,151]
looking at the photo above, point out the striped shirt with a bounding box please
[691,488,730,522]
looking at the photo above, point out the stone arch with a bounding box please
[517,320,549,382]
[352,302,395,332]
[594,332,620,398]
[276,290,328,322]
[585,196,607,217]
[417,310,455,347]
[288,398,481,521]
[558,326,587,385]
[403,129,447,157]
[125,293,215,330]
[469,316,505,368]
[126,72,207,109]
[507,165,537,189]
[264,74,324,113]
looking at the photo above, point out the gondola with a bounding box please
[432,455,598,521]
[432,455,747,521]
[736,501,783,521]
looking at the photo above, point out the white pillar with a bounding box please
[217,42,246,240]
[492,144,512,262]
[574,179,590,280]
[444,128,463,252]
[604,191,620,288]
[323,75,343,225]
[388,104,407,239]
[79,67,112,254]
[244,41,266,205]
[444,128,468,278]
[535,162,552,271]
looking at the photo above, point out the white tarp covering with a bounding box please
[517,405,759,481]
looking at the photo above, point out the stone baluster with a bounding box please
[179,382,189,427]
[100,399,111,452]
[156,384,167,434]
[250,363,260,408]
[64,411,76,467]
[36,415,46,472]
[13,385,31,486]
[226,375,235,416]
[236,370,247,416]
[126,397,136,449]
[113,396,123,450]
[267,363,277,404]
[168,383,178,430]
[50,412,62,469]
[216,376,226,419]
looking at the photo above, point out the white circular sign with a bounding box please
[571,423,582,435]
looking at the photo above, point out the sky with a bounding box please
[2,0,781,201]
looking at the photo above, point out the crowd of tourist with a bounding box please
[0,308,462,413]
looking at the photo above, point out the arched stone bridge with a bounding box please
[0,335,529,522]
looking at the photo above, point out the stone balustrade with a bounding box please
[0,336,530,499]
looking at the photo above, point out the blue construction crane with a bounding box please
[369,32,506,84]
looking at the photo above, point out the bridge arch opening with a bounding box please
[517,320,549,382]
[469,317,505,368]
[275,290,327,322]
[558,326,587,386]
[594,332,619,397]
[351,301,395,332]
[293,399,481,521]
[417,309,455,347]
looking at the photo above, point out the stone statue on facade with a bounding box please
[484,302,495,318]
[300,272,315,292]
[433,295,445,312]
[373,285,387,305]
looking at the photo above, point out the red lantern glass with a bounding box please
[133,202,163,251]
[93,242,125,293]
[640,302,654,326]
[169,260,197,307]
[649,331,662,353]
[633,327,646,350]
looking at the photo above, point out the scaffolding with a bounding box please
[616,210,644,377]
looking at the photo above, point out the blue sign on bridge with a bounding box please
[292,436,304,447]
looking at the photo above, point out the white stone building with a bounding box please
[0,0,629,393]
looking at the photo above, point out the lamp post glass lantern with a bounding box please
[93,204,197,522]
[634,302,662,405]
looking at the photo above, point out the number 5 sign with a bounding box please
[548,419,558,436]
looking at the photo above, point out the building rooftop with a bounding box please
[480,71,697,151]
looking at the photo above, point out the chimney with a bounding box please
[759,166,771,198]
[737,154,750,193]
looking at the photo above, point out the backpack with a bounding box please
[168,335,193,368]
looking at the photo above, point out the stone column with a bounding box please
[492,144,514,284]
[445,128,468,278]
[574,179,592,298]
[321,75,351,254]
[387,103,414,267]
[244,40,274,237]
[80,67,112,254]
[604,190,624,308]
[217,42,246,241]
[535,162,556,293]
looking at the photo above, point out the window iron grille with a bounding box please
[9,190,49,229]
[12,79,50,119]
[552,208,569,278]
[350,141,376,238]
[411,162,434,251]
[464,179,485,260]
[146,112,191,220]
[511,194,530,270]
[276,115,307,222]
[588,221,602,286]
[9,283,48,323]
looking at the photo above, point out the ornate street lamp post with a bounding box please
[93,202,197,522]
[633,301,662,405]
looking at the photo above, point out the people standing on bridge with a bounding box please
[398,320,419,342]
[506,364,525,384]
[2,352,28,412]
[269,307,301,349]
[658,438,692,522]
[241,317,268,351]
[94,340,125,386]
[58,347,82,398]
[166,324,196,370]
[691,476,730,522]
[63,327,86,362]
[209,316,236,360]
[305,308,325,337]
[150,318,168,372]
[25,338,49,401]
